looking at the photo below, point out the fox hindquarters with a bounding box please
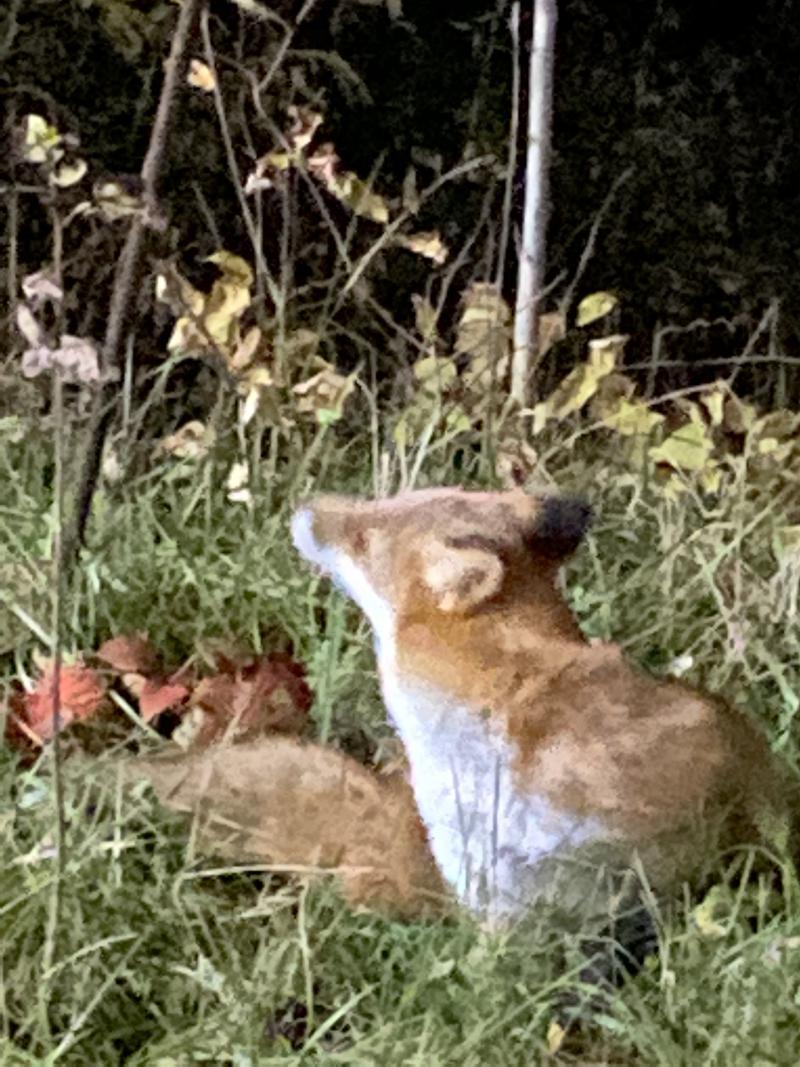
[290,488,792,947]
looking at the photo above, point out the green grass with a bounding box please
[3,417,800,1065]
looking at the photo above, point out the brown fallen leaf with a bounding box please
[97,633,160,674]
[128,736,448,919]
[186,652,313,747]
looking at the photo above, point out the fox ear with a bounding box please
[421,538,504,614]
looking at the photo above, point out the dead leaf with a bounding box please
[97,634,159,674]
[287,104,323,151]
[187,58,216,92]
[536,311,566,359]
[15,304,44,347]
[397,231,448,264]
[51,335,100,383]
[588,372,636,422]
[22,270,63,306]
[293,362,356,425]
[158,420,215,460]
[226,461,252,505]
[50,158,88,188]
[245,150,294,194]
[136,677,190,722]
[186,652,313,748]
[307,142,339,187]
[93,180,143,221]
[23,662,108,742]
[230,325,263,371]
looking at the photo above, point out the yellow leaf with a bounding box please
[345,176,390,223]
[167,316,207,356]
[205,251,254,288]
[397,231,449,264]
[23,114,63,164]
[692,887,727,940]
[444,405,471,434]
[50,158,88,188]
[200,254,254,353]
[601,397,663,437]
[531,401,549,436]
[649,419,715,472]
[757,437,780,456]
[455,284,511,387]
[576,290,618,327]
[245,151,296,193]
[698,461,722,494]
[413,355,457,394]
[588,333,628,368]
[700,383,726,427]
[536,345,618,425]
[187,58,216,92]
[547,1019,566,1054]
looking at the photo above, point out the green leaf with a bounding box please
[576,291,618,327]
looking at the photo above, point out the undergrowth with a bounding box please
[2,415,800,1066]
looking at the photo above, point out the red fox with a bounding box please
[137,487,794,991]
[289,487,793,935]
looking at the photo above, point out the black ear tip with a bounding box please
[534,495,592,554]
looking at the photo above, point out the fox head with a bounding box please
[291,487,591,656]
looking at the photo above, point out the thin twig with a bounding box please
[335,155,495,309]
[65,0,202,569]
[558,164,635,321]
[41,206,67,1031]
[495,1,521,300]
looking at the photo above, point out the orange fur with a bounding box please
[292,487,795,917]
[134,487,796,929]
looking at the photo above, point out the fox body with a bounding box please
[291,487,787,927]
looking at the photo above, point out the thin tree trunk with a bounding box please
[512,0,557,405]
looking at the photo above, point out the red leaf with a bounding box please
[185,652,313,748]
[122,672,189,721]
[97,634,159,674]
[24,663,107,740]
[139,679,190,722]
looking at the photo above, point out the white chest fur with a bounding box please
[379,661,607,925]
